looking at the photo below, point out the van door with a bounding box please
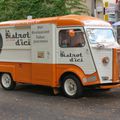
[31,24,56,86]
[56,27,96,76]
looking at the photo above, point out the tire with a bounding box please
[0,73,16,90]
[61,74,83,98]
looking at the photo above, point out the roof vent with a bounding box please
[27,15,32,20]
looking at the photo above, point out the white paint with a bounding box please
[0,23,116,85]
[0,27,31,62]
[83,20,111,27]
[91,47,113,83]
[1,27,31,49]
[85,26,114,83]
[0,49,31,62]
[31,24,56,63]
[56,27,96,75]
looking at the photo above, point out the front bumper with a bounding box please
[99,83,120,89]
[88,82,120,89]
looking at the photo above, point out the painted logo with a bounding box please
[5,30,31,46]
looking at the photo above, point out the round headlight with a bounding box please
[102,57,109,64]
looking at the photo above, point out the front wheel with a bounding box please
[61,74,83,98]
[0,73,16,90]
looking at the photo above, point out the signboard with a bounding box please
[105,7,116,14]
[104,2,109,8]
[96,6,103,12]
[96,0,103,12]
[104,14,109,21]
[31,24,55,63]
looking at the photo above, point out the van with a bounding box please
[0,15,120,98]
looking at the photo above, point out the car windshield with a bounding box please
[86,28,115,44]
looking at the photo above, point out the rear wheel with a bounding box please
[0,73,16,90]
[61,74,83,98]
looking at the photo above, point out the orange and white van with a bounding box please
[0,14,120,98]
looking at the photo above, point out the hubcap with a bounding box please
[64,79,77,96]
[1,74,11,88]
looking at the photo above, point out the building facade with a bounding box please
[85,0,117,23]
[85,0,103,19]
[117,1,120,21]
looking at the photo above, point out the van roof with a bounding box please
[0,14,111,27]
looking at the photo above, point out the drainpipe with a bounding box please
[92,0,97,17]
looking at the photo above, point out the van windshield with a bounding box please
[86,28,115,44]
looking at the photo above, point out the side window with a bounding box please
[59,29,85,48]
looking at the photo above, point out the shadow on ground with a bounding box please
[15,84,54,96]
[14,84,120,99]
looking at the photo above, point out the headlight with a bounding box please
[102,57,109,64]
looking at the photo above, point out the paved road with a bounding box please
[0,84,120,120]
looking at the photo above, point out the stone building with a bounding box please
[116,1,120,41]
[85,0,103,19]
[117,1,120,21]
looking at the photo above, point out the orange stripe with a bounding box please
[0,15,111,27]
[0,62,32,83]
[113,49,119,83]
[0,62,100,87]
[84,72,100,86]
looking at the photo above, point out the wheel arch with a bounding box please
[0,71,15,82]
[0,64,16,81]
[59,71,84,87]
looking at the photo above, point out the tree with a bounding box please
[0,0,16,21]
[0,0,89,21]
[65,0,89,15]
[27,0,70,18]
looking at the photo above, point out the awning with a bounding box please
[112,21,120,26]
